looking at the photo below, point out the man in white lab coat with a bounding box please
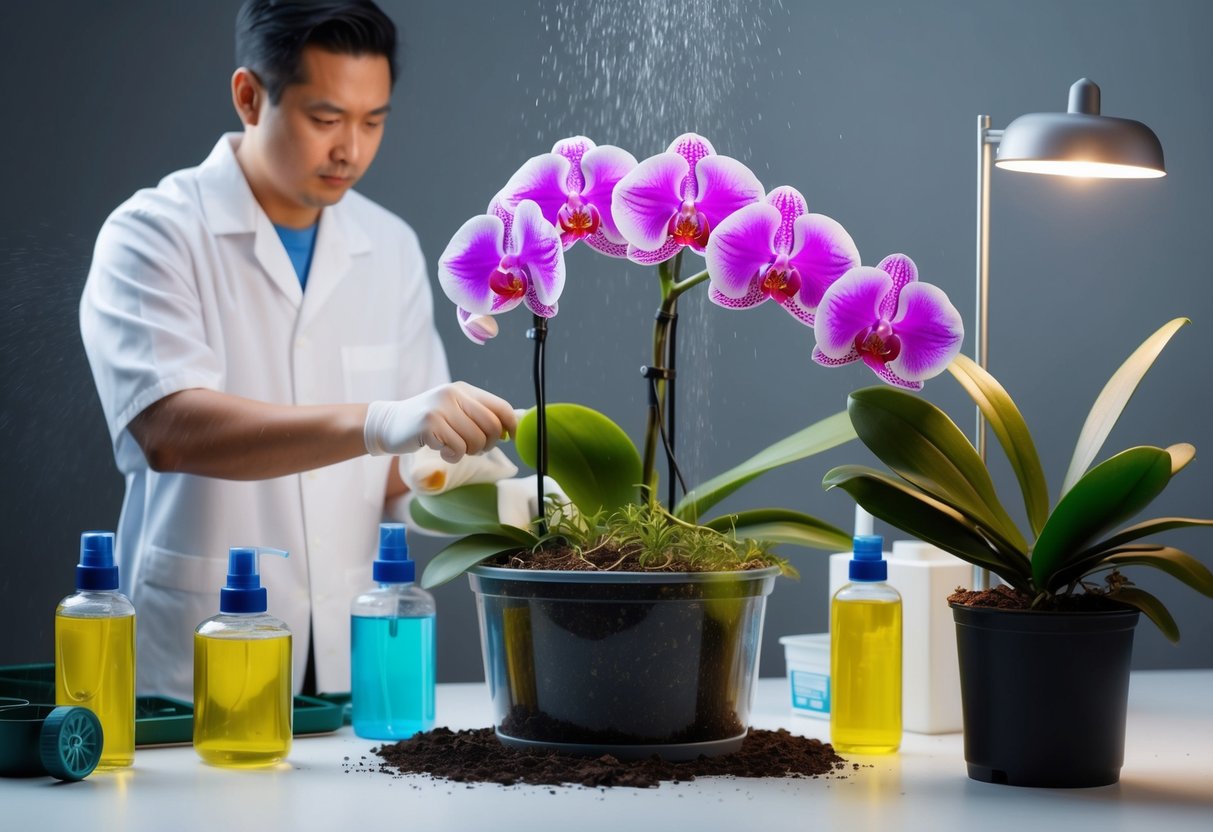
[79,0,515,701]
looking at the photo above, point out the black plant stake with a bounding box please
[528,314,549,535]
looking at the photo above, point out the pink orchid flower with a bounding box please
[705,185,860,326]
[490,136,637,258]
[611,133,765,265]
[438,199,564,339]
[813,254,963,390]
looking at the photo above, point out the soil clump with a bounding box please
[364,726,849,788]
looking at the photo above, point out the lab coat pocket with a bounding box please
[341,343,401,403]
[140,545,229,593]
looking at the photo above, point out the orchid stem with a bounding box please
[528,314,548,535]
[641,252,691,508]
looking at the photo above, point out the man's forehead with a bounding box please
[286,47,391,108]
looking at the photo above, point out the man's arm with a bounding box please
[130,388,368,480]
[129,381,517,481]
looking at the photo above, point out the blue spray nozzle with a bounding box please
[220,546,288,613]
[76,531,118,591]
[373,523,414,583]
[849,534,887,581]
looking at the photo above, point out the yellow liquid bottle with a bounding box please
[830,535,902,754]
[55,531,136,769]
[193,546,292,768]
[193,623,292,767]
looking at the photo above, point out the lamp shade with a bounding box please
[995,78,1165,178]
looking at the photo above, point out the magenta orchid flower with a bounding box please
[490,136,637,258]
[438,199,564,337]
[611,133,765,265]
[813,254,963,390]
[705,185,860,326]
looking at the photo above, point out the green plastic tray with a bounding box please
[0,664,344,743]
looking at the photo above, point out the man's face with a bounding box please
[246,47,392,222]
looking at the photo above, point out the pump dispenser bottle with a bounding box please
[193,547,291,768]
[830,534,902,754]
[55,531,135,769]
[351,523,436,739]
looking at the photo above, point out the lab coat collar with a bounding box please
[196,133,373,320]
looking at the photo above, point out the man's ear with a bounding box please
[231,67,263,127]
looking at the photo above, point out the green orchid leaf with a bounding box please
[419,533,528,590]
[823,464,1030,586]
[846,387,1028,552]
[516,403,642,515]
[1106,586,1179,643]
[1061,318,1189,496]
[1099,547,1213,598]
[1033,446,1175,590]
[703,508,853,552]
[947,353,1050,537]
[1075,516,1213,560]
[412,483,499,532]
[674,411,856,522]
[1168,443,1196,475]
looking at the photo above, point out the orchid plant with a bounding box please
[417,133,964,587]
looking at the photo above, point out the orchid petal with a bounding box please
[705,202,780,299]
[812,345,859,367]
[789,213,862,309]
[494,153,572,228]
[552,136,596,193]
[888,281,965,382]
[866,359,924,390]
[766,186,808,253]
[875,253,918,320]
[456,307,499,345]
[709,284,766,310]
[437,214,506,314]
[693,155,765,232]
[612,152,688,251]
[627,236,683,265]
[778,294,816,327]
[487,198,515,243]
[584,230,630,258]
[580,144,638,242]
[524,283,558,318]
[813,267,891,358]
[666,133,716,200]
[510,200,565,306]
[490,292,525,314]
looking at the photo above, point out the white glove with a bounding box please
[364,382,517,463]
[497,474,574,530]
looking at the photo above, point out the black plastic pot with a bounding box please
[469,565,778,761]
[952,602,1140,788]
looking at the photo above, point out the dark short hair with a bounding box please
[235,0,398,104]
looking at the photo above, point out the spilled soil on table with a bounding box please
[356,727,850,788]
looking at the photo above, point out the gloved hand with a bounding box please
[364,382,517,463]
[496,474,575,530]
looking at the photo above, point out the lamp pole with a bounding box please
[973,117,1002,592]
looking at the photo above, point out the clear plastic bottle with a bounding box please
[55,531,135,769]
[351,523,436,739]
[193,547,292,768]
[830,534,902,754]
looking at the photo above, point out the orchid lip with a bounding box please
[669,205,710,247]
[490,267,527,299]
[760,259,801,302]
[558,202,601,240]
[855,319,902,362]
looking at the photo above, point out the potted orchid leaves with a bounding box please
[411,133,964,760]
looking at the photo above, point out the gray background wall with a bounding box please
[1,0,1210,683]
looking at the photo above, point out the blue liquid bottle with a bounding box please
[350,523,436,739]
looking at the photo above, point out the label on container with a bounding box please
[790,670,830,716]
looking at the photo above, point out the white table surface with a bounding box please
[4,670,1211,832]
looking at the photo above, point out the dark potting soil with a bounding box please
[363,727,850,788]
[949,584,1129,611]
[500,704,745,746]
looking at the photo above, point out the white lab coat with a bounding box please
[79,134,450,700]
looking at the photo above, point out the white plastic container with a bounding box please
[829,539,969,734]
[779,633,830,719]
